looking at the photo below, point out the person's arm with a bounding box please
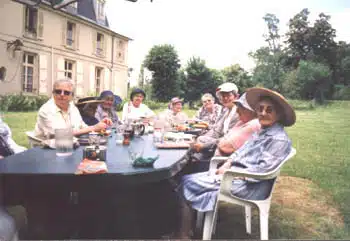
[233,139,291,173]
[4,123,27,153]
[121,103,128,123]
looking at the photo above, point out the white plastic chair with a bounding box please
[25,131,43,148]
[197,148,297,240]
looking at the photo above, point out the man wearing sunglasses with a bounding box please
[34,79,111,140]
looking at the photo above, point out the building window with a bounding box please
[64,60,75,80]
[66,22,76,47]
[95,67,103,94]
[22,53,36,93]
[117,40,125,61]
[97,0,105,20]
[71,2,78,9]
[96,33,104,56]
[24,7,38,35]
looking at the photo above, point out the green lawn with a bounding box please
[2,101,350,239]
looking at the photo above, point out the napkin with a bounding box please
[75,158,108,175]
[132,155,160,167]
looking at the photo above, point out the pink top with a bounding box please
[215,119,261,156]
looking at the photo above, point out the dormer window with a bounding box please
[96,0,105,21]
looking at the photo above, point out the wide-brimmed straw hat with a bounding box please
[76,97,103,107]
[246,87,296,127]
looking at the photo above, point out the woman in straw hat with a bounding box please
[76,97,103,126]
[174,87,296,238]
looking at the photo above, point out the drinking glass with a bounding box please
[128,138,145,165]
[55,128,73,156]
[116,125,125,145]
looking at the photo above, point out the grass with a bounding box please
[2,101,350,239]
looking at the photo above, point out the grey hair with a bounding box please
[53,78,75,92]
[201,93,215,102]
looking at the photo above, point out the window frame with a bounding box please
[95,67,103,94]
[64,59,75,81]
[22,53,37,93]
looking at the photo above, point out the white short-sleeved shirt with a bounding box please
[121,102,155,123]
[34,98,87,139]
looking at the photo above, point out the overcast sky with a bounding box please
[105,0,350,85]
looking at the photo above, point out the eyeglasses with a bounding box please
[256,104,275,114]
[202,99,212,103]
[53,89,72,96]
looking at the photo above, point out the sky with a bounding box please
[105,0,350,86]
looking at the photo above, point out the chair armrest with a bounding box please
[209,156,229,170]
[219,167,279,194]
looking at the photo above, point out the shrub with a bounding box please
[0,94,49,111]
[332,85,350,100]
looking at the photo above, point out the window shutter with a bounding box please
[92,31,97,55]
[75,23,80,50]
[103,34,107,57]
[39,55,48,94]
[62,20,67,46]
[57,58,65,79]
[76,61,84,97]
[104,68,109,90]
[89,65,95,94]
[37,11,44,39]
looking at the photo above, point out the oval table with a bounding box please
[0,133,190,239]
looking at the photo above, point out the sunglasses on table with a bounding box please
[256,104,275,114]
[53,89,72,96]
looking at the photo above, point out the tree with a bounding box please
[282,60,331,103]
[249,14,287,92]
[184,57,218,107]
[143,44,181,101]
[285,8,311,63]
[221,64,253,92]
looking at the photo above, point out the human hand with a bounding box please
[215,160,231,175]
[93,121,108,132]
[102,118,113,126]
[191,143,202,153]
[0,155,4,159]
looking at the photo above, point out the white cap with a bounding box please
[216,82,238,94]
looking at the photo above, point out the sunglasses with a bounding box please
[256,104,275,114]
[53,89,72,96]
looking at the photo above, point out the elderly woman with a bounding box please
[195,93,222,128]
[185,93,261,174]
[158,97,189,127]
[76,97,103,126]
[95,90,121,125]
[175,87,296,238]
[121,88,155,123]
[0,117,26,158]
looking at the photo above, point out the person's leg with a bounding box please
[0,207,17,241]
[174,172,221,238]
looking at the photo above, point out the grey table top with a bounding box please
[0,133,189,183]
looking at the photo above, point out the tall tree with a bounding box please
[184,57,217,107]
[143,44,181,101]
[285,8,311,63]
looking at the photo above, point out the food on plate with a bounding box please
[192,123,208,129]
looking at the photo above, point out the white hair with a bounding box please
[53,78,75,92]
[201,93,215,102]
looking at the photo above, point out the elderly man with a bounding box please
[189,82,240,172]
[34,79,110,139]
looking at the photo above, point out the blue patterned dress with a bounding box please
[180,123,292,212]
